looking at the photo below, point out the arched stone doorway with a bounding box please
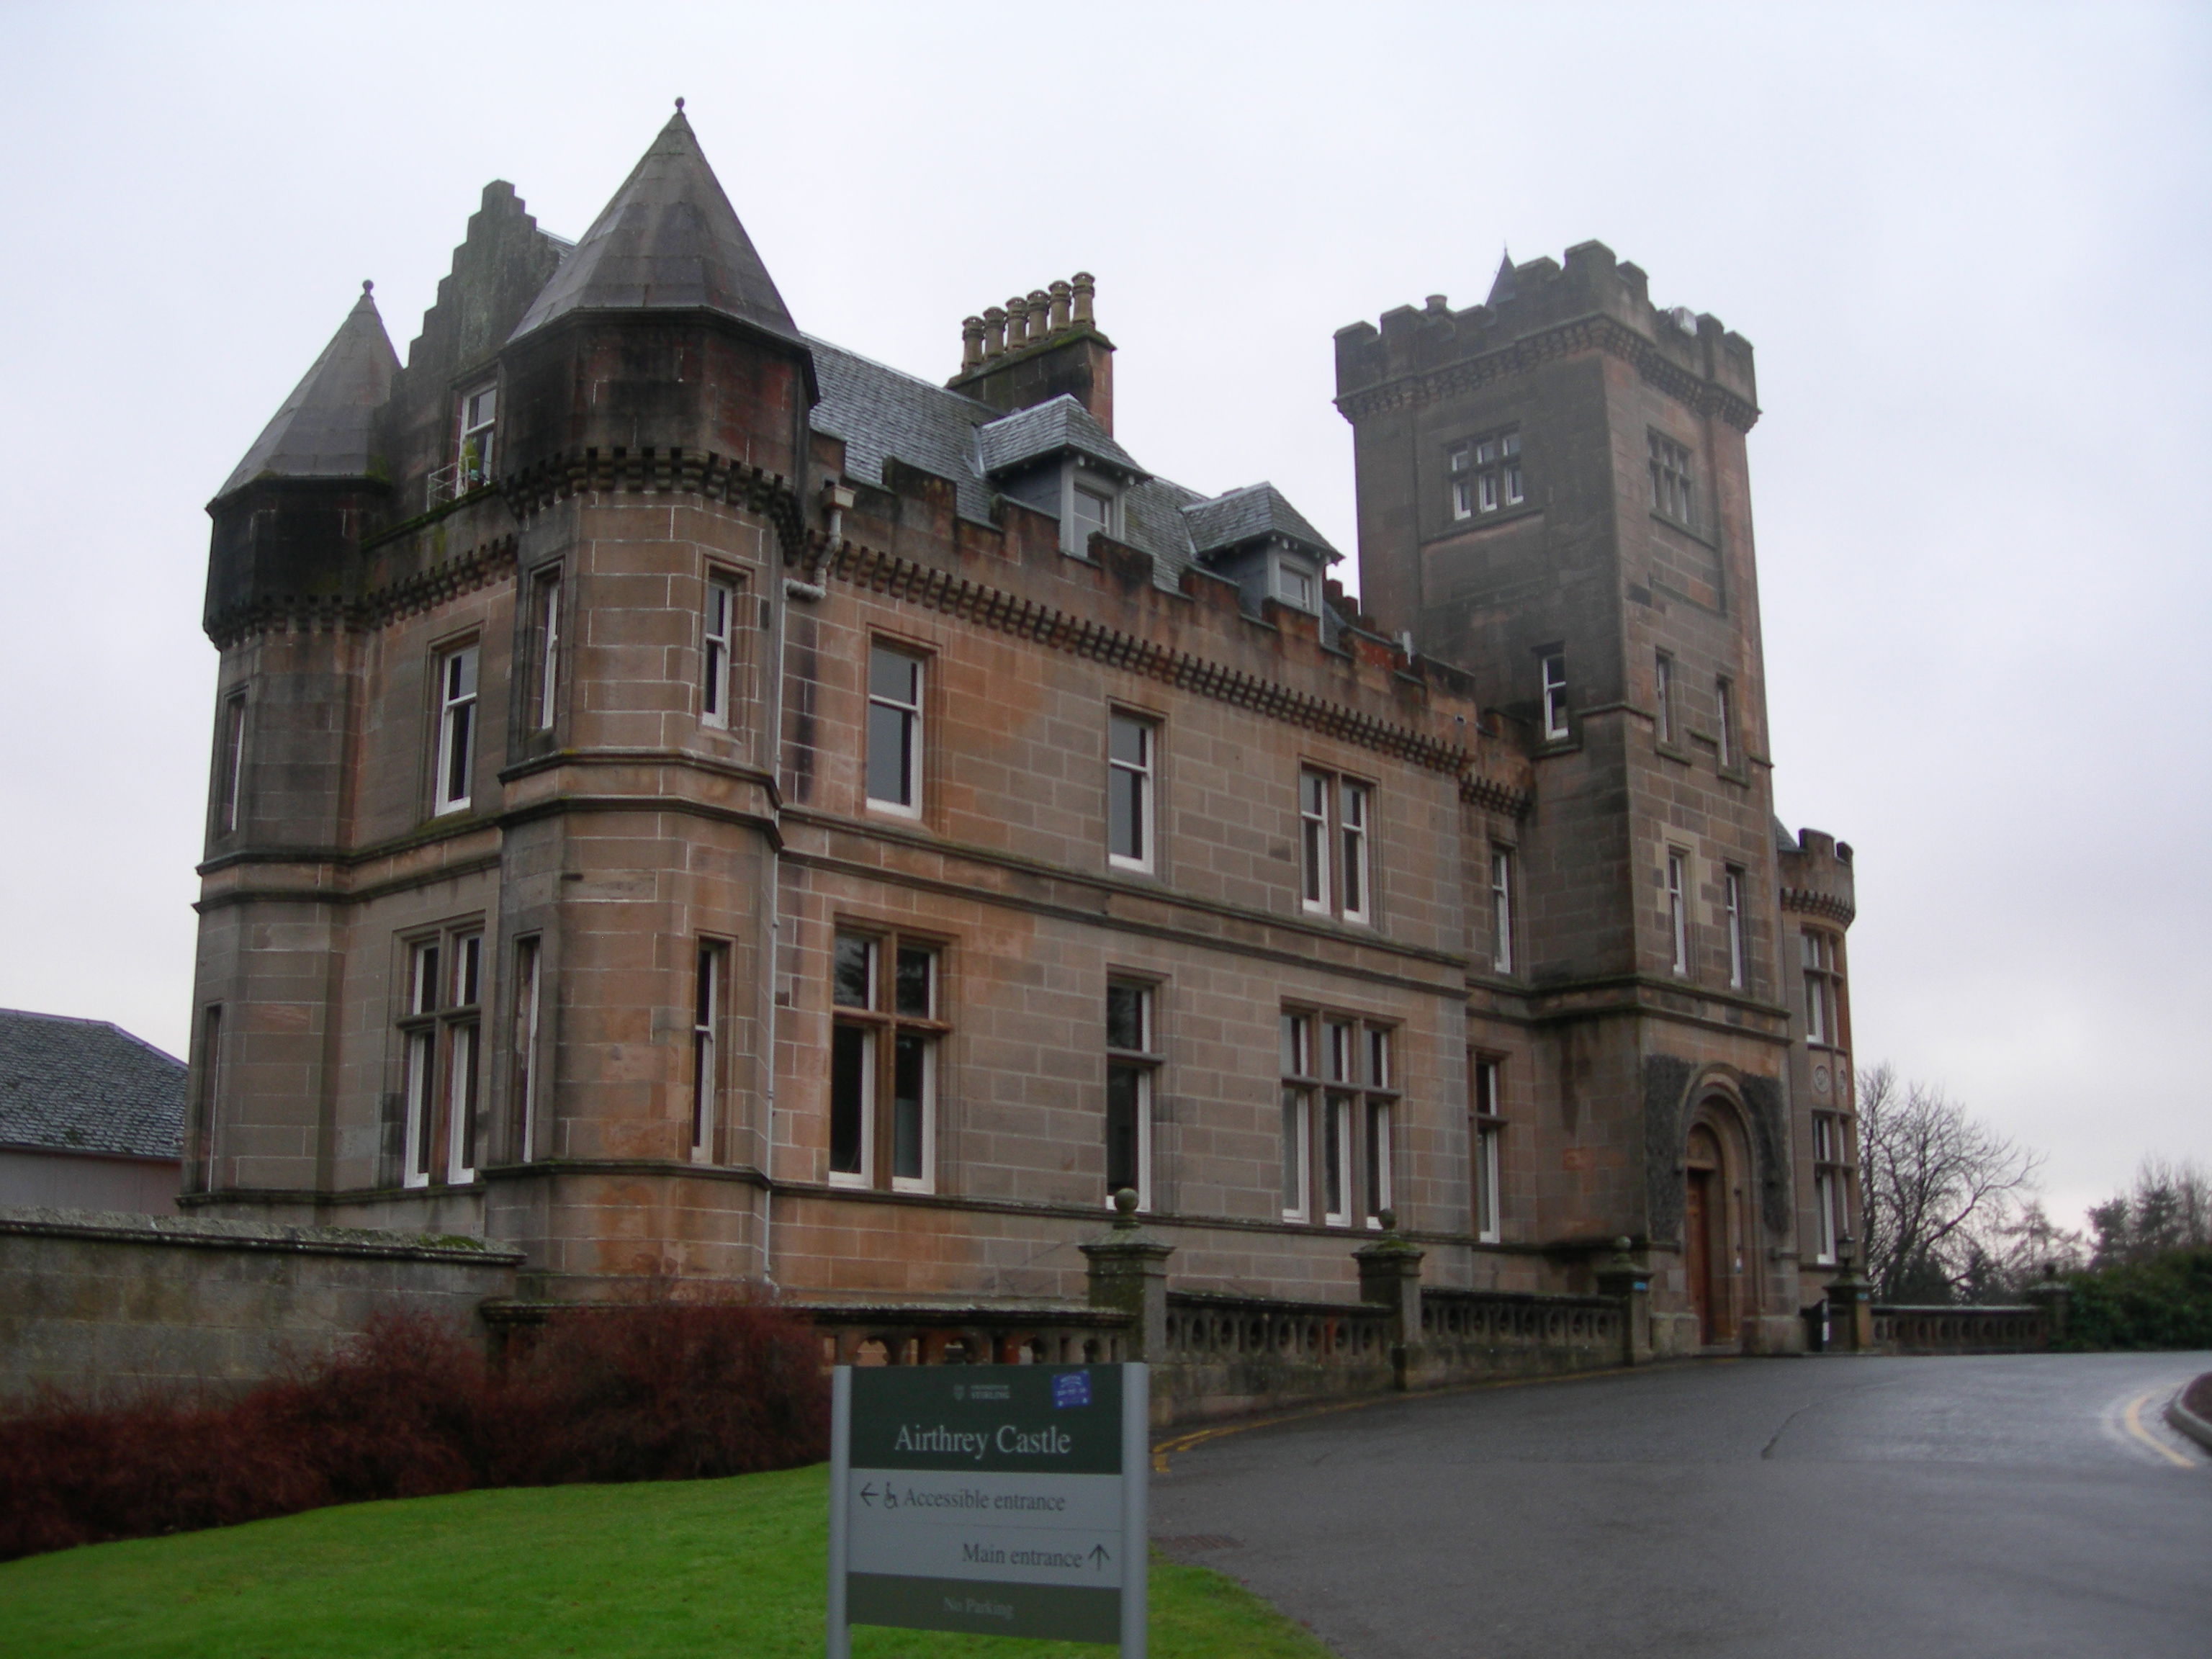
[1683,1104,1754,1349]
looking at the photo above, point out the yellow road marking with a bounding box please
[1148,1361,1675,1471]
[2123,1389,2198,1468]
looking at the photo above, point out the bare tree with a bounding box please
[1856,1063,2044,1302]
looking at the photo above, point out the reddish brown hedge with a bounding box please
[0,1297,827,1561]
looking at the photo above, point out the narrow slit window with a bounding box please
[1715,678,1737,770]
[1339,782,1370,922]
[433,644,480,814]
[531,573,561,733]
[702,575,737,729]
[1725,868,1747,990]
[1298,770,1330,912]
[1655,652,1676,747]
[1667,852,1690,976]
[691,943,722,1159]
[217,692,248,835]
[866,645,924,814]
[1105,981,1156,1210]
[1540,653,1568,742]
[1471,1055,1503,1243]
[446,934,482,1184]
[1490,848,1515,974]
[511,938,541,1162]
[1107,712,1156,871]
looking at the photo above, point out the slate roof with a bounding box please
[975,396,1146,482]
[1182,482,1341,563]
[216,284,398,500]
[809,338,1003,524]
[804,339,1352,596]
[0,1010,186,1161]
[508,108,802,347]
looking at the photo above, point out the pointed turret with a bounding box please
[508,104,800,348]
[216,283,398,500]
[1486,249,1517,307]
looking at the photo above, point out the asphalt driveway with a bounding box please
[1151,1353,2211,1658]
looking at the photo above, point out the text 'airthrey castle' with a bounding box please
[192,108,1861,1362]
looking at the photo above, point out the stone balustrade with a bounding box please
[1871,1303,2050,1354]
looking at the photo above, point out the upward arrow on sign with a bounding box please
[1091,1544,1112,1571]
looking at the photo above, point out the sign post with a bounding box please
[827,1362,1148,1658]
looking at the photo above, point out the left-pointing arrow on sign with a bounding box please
[858,1484,878,1507]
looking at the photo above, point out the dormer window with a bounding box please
[1072,483,1115,549]
[459,385,497,488]
[1272,556,1318,612]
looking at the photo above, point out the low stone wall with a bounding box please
[0,1206,521,1406]
[1871,1303,2048,1355]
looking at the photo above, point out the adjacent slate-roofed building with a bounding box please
[186,109,1861,1362]
[0,1010,185,1213]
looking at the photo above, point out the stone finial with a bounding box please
[1071,271,1096,325]
[961,315,985,371]
[1026,290,1050,343]
[1048,279,1071,331]
[983,306,1007,359]
[362,279,374,295]
[1112,1187,1141,1230]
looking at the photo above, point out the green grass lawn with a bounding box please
[0,1464,1332,1658]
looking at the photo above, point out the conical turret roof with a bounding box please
[508,107,801,346]
[217,283,398,499]
[1487,248,1517,306]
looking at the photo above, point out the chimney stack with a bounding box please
[947,271,1115,433]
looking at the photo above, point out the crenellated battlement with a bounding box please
[1779,827,1856,927]
[1332,241,1759,429]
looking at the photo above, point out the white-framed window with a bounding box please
[866,644,925,815]
[691,942,725,1160]
[445,933,482,1184]
[1272,557,1318,613]
[433,643,480,815]
[1299,769,1373,923]
[216,690,248,835]
[830,929,943,1191]
[1071,483,1115,552]
[1655,652,1676,747]
[1802,930,1840,1047]
[1715,678,1737,770]
[1667,850,1689,976]
[1471,1054,1503,1242]
[702,574,739,729]
[459,384,498,488]
[511,937,541,1163]
[1489,847,1516,974]
[1812,1112,1850,1265]
[1284,1009,1396,1228]
[1299,771,1331,913]
[1451,431,1523,518]
[530,571,561,733]
[1649,431,1694,526]
[1540,652,1569,742]
[1106,980,1157,1209]
[1107,711,1156,873]
[1725,868,1747,990]
[401,938,441,1188]
[397,925,483,1189]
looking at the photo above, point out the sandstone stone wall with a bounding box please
[0,1206,519,1406]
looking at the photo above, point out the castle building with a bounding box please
[189,109,1857,1356]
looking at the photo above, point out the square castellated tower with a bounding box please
[189,113,1858,1363]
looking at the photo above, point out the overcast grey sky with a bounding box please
[1,1,2203,1231]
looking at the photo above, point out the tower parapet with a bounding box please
[1334,240,1758,431]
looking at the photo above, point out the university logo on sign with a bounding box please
[826,1362,1148,1656]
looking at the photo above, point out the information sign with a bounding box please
[827,1361,1148,1657]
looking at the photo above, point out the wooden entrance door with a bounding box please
[1685,1124,1725,1346]
[1685,1169,1715,1344]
